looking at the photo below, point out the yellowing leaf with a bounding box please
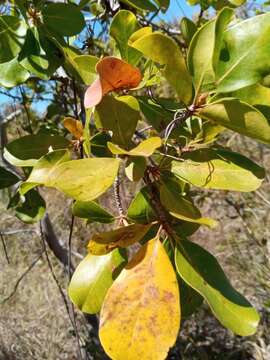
[99,238,180,360]
[88,223,152,255]
[108,137,162,157]
[23,153,120,201]
[63,117,84,140]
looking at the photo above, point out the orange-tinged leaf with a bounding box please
[63,117,84,140]
[84,57,142,108]
[99,237,180,360]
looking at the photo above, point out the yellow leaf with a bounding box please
[107,137,162,157]
[63,117,84,140]
[99,237,180,360]
[88,223,152,255]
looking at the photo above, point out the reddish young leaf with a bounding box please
[84,57,142,108]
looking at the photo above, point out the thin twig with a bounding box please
[1,253,43,304]
[0,232,10,264]
[39,221,84,360]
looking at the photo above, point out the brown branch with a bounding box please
[0,232,10,264]
[41,213,74,271]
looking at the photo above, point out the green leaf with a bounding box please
[187,7,233,92]
[15,189,46,224]
[0,15,26,64]
[72,200,114,223]
[90,132,112,157]
[160,177,217,228]
[125,157,146,182]
[23,154,120,202]
[68,249,127,314]
[180,17,197,46]
[0,167,20,189]
[110,10,141,65]
[153,0,170,11]
[18,28,51,80]
[215,13,270,92]
[108,137,162,157]
[127,186,156,224]
[73,55,99,85]
[0,57,29,88]
[171,148,265,192]
[42,3,85,36]
[88,224,152,255]
[120,0,158,11]
[232,83,270,107]
[95,95,140,148]
[132,32,192,105]
[198,98,270,145]
[175,240,260,336]
[4,134,70,167]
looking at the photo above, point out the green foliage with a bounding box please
[1,1,268,358]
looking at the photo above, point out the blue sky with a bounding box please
[0,1,198,111]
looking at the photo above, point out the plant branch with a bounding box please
[0,231,10,264]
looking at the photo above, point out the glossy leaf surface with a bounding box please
[132,32,192,104]
[175,240,260,336]
[215,13,270,92]
[69,250,127,314]
[198,98,270,145]
[0,15,26,64]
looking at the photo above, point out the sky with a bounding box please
[0,0,198,111]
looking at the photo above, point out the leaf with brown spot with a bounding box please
[99,237,180,360]
[88,223,152,255]
[63,117,83,140]
[84,56,142,108]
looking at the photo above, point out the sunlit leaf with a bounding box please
[23,152,120,202]
[132,32,192,104]
[100,238,180,360]
[0,15,26,64]
[187,8,233,92]
[215,12,270,92]
[110,10,141,64]
[175,240,260,336]
[69,249,127,314]
[73,55,99,84]
[4,134,70,167]
[0,57,29,88]
[198,98,270,145]
[88,224,152,255]
[108,137,162,157]
[171,148,265,192]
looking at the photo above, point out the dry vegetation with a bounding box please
[1,133,270,360]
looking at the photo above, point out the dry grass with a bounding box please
[1,134,270,359]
